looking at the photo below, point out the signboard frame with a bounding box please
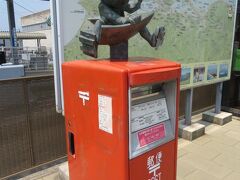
[51,0,238,113]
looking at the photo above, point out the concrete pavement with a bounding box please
[20,116,240,180]
[178,116,240,180]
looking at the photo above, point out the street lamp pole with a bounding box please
[6,0,18,64]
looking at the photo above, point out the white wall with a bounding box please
[22,29,52,48]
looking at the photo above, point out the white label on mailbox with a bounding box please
[98,95,112,134]
[131,98,169,132]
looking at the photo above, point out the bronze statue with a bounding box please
[80,0,165,59]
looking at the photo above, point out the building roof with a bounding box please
[21,9,50,26]
[21,9,50,20]
[0,32,47,40]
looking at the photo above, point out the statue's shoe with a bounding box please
[154,26,165,49]
[79,30,98,58]
[94,20,102,42]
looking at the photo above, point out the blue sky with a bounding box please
[0,0,50,31]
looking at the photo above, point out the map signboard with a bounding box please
[52,0,237,112]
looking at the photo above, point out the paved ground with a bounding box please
[20,116,240,180]
[178,116,240,180]
[18,165,60,180]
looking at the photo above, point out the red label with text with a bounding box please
[138,123,166,147]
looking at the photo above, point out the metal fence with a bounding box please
[179,84,216,117]
[0,47,53,72]
[0,75,66,179]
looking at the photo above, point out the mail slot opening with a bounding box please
[68,132,75,156]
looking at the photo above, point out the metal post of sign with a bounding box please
[215,82,223,114]
[238,79,240,104]
[50,0,63,113]
[185,88,193,125]
[6,0,18,64]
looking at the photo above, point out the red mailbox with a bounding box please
[62,57,181,180]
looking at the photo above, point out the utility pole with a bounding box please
[6,0,18,64]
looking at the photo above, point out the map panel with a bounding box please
[61,0,237,89]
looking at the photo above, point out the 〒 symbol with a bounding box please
[78,91,90,106]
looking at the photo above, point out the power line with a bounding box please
[14,1,36,14]
[13,0,47,21]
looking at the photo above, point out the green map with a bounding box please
[63,0,237,89]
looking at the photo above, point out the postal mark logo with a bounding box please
[78,91,89,106]
[147,152,162,180]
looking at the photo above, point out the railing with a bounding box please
[0,75,66,179]
[0,46,53,72]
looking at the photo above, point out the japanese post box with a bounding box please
[62,57,181,180]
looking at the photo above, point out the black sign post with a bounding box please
[7,0,18,64]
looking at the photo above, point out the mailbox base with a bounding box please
[178,120,205,141]
[202,111,232,126]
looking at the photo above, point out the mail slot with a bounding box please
[62,57,181,180]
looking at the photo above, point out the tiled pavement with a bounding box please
[20,116,240,180]
[178,116,240,180]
